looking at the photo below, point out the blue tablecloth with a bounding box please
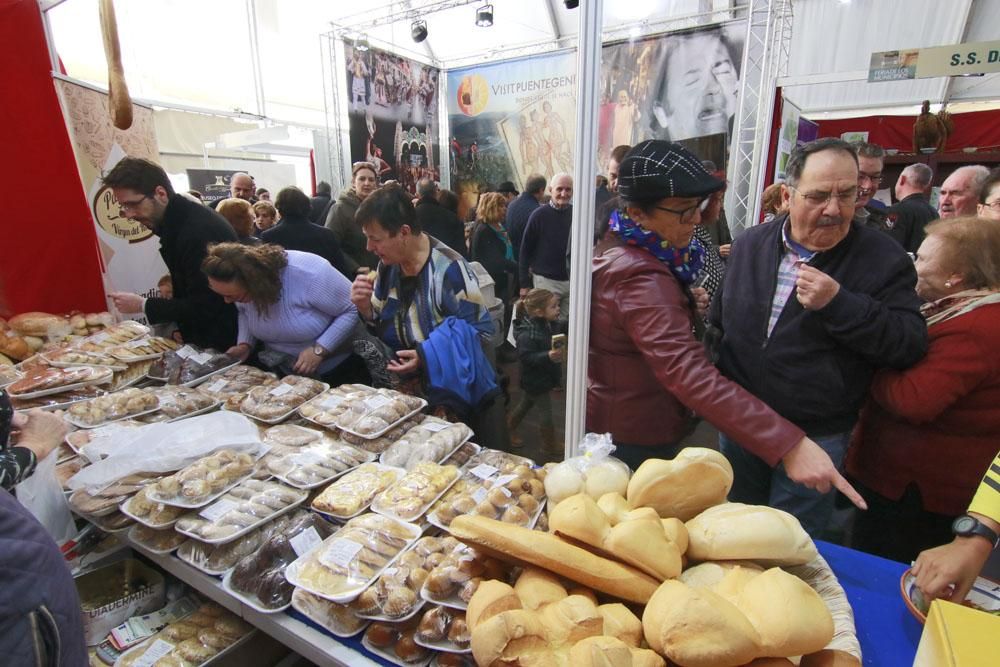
[817,540,923,667]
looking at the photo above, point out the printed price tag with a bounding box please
[468,464,499,480]
[471,487,488,504]
[125,338,150,349]
[422,421,450,433]
[175,345,195,359]
[269,383,293,397]
[203,379,228,394]
[132,639,175,667]
[198,498,238,522]
[192,352,214,365]
[364,394,392,410]
[492,474,518,489]
[320,394,345,410]
[320,538,364,568]
[290,526,322,557]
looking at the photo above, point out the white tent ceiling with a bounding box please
[45,0,1000,128]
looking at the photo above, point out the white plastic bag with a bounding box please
[543,432,631,505]
[68,411,262,494]
[16,450,77,542]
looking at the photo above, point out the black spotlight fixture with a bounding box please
[356,35,370,52]
[475,3,494,27]
[411,20,428,43]
[564,0,579,8]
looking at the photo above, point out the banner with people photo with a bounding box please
[445,23,745,217]
[344,41,441,194]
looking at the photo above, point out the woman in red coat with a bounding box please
[848,216,1000,562]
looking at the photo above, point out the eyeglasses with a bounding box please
[982,199,1000,211]
[788,185,858,208]
[118,195,150,213]
[858,171,882,185]
[652,197,710,219]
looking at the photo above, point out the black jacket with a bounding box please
[505,192,540,261]
[145,195,238,351]
[470,222,517,301]
[885,193,938,254]
[308,193,332,224]
[515,316,562,395]
[261,215,353,279]
[325,188,377,270]
[415,197,467,258]
[710,214,927,436]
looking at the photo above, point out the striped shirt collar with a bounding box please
[781,218,817,263]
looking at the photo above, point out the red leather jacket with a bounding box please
[587,238,803,465]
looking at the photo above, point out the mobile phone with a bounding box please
[551,334,567,352]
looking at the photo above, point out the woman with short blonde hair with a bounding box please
[216,198,259,245]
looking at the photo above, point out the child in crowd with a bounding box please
[507,288,564,451]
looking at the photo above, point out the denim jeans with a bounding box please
[719,430,851,539]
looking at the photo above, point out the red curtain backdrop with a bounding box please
[0,0,106,317]
[812,108,1000,153]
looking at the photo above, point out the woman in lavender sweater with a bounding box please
[202,243,363,382]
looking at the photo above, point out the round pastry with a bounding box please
[181,479,210,499]
[501,505,529,525]
[383,587,417,618]
[414,539,442,557]
[155,477,181,497]
[451,495,476,515]
[517,494,540,515]
[425,569,454,598]
[459,577,482,603]
[365,622,398,649]
[161,622,199,641]
[487,486,512,508]
[417,606,451,642]
[471,500,497,517]
[197,629,232,650]
[440,536,460,552]
[435,654,468,667]
[398,552,425,570]
[447,616,470,648]
[394,631,428,664]
[197,604,225,617]
[408,567,429,590]
[213,616,251,639]
[176,638,217,663]
[424,552,447,570]
[351,587,383,616]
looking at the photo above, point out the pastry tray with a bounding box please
[440,442,482,468]
[370,467,461,525]
[268,444,377,490]
[336,398,428,440]
[221,568,292,615]
[138,399,222,424]
[7,368,114,399]
[414,630,472,655]
[113,624,256,667]
[108,338,178,362]
[0,370,23,389]
[40,354,127,371]
[145,471,256,510]
[145,357,243,388]
[87,511,137,534]
[354,598,427,624]
[360,635,434,667]
[126,525,185,555]
[289,591,370,639]
[284,517,423,604]
[240,381,331,425]
[378,427,473,471]
[63,404,162,430]
[118,495,182,530]
[309,463,407,522]
[68,489,131,518]
[173,487,308,545]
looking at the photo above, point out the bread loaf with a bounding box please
[538,595,603,647]
[471,608,548,666]
[9,312,70,338]
[642,580,761,667]
[626,448,733,521]
[515,567,568,610]
[466,579,522,632]
[597,603,643,648]
[711,566,763,606]
[736,568,834,658]
[569,635,666,667]
[679,561,764,591]
[661,517,689,555]
[0,333,30,361]
[550,493,611,546]
[685,503,818,566]
[449,515,659,603]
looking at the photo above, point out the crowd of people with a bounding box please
[16,130,999,625]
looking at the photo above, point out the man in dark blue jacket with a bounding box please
[709,138,927,537]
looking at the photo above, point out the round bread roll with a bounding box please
[569,635,666,667]
[685,503,818,566]
[679,561,765,590]
[597,603,643,648]
[735,568,834,658]
[9,311,69,337]
[627,447,733,521]
[642,580,761,667]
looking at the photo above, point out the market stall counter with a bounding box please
[816,541,922,667]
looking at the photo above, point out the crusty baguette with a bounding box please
[99,0,133,130]
[449,515,659,604]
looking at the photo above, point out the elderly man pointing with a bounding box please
[709,138,927,537]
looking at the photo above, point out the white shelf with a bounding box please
[127,540,386,667]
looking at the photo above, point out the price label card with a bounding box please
[198,498,238,522]
[320,538,364,568]
[132,640,175,667]
[364,394,392,411]
[469,464,499,480]
[290,527,322,557]
[269,383,293,397]
[422,421,451,433]
[320,394,344,410]
[175,345,195,359]
[203,379,228,394]
[492,474,518,489]
[192,352,214,365]
[125,338,150,349]
[471,487,488,504]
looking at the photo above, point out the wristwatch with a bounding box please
[312,344,326,357]
[952,514,1000,548]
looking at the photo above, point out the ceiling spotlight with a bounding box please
[564,0,579,8]
[411,20,428,43]
[475,3,493,27]
[356,35,370,52]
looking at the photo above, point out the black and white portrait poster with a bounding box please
[344,41,441,194]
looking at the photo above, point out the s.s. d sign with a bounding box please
[869,40,1000,82]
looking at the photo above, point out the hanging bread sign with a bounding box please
[99,0,133,130]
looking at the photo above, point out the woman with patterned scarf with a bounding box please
[848,216,1000,563]
[587,141,865,516]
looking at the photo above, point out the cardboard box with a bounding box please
[75,558,165,646]
[914,599,1000,666]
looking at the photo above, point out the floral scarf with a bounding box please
[921,289,1000,327]
[608,209,705,285]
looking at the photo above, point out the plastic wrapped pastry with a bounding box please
[148,345,238,385]
[121,487,185,528]
[428,453,545,529]
[419,539,508,608]
[371,461,460,522]
[174,479,307,543]
[196,364,278,400]
[145,449,255,507]
[291,588,369,637]
[66,387,159,427]
[311,463,403,519]
[129,524,186,553]
[239,375,326,422]
[379,417,472,470]
[117,602,252,667]
[333,389,425,437]
[138,385,218,422]
[264,439,371,488]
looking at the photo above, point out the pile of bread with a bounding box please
[449,448,853,667]
[0,310,114,361]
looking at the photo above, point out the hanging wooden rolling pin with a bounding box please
[99,0,133,130]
